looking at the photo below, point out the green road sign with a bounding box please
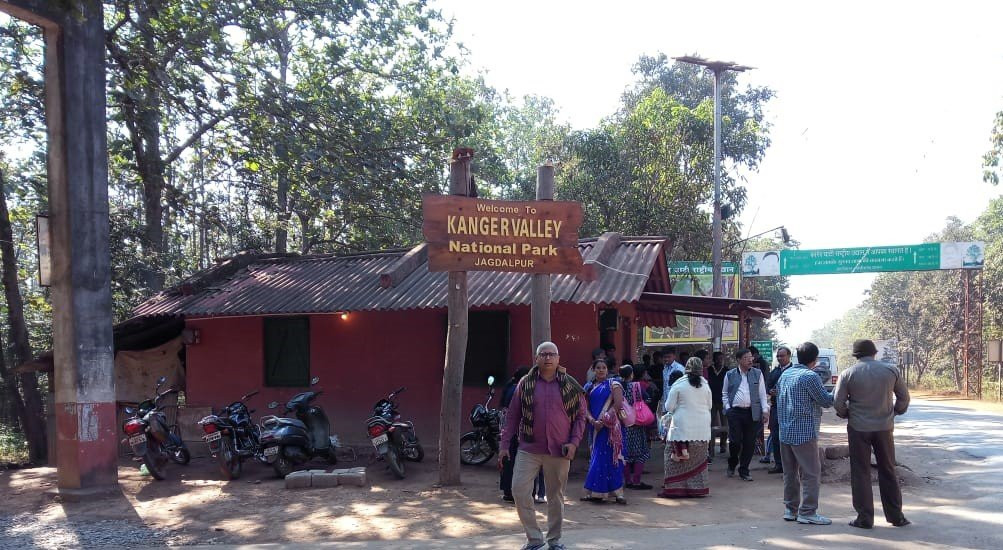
[751,340,774,359]
[742,242,985,277]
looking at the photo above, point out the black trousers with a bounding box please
[727,407,760,476]
[847,426,905,525]
[770,407,782,467]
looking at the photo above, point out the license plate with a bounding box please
[129,434,146,446]
[371,433,388,446]
[204,431,222,442]
[263,446,279,457]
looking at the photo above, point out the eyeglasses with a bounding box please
[539,352,558,358]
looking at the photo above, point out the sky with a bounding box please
[433,0,1003,348]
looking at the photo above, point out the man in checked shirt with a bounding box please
[776,342,834,525]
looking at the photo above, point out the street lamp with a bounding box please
[673,55,754,351]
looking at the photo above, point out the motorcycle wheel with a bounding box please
[273,454,295,478]
[386,445,406,479]
[404,442,424,462]
[168,431,191,465]
[217,439,242,480]
[459,432,494,466]
[171,443,192,465]
[143,444,168,481]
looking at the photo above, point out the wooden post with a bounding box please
[437,149,472,486]
[531,164,554,354]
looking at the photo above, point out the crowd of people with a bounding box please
[498,339,912,550]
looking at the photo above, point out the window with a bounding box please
[463,311,510,386]
[264,317,310,387]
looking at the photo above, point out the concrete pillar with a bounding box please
[1,0,118,495]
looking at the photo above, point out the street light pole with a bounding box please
[673,56,753,351]
[711,67,723,352]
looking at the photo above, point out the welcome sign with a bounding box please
[422,195,584,274]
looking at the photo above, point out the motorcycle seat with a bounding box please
[262,417,307,430]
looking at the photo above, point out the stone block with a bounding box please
[824,445,850,460]
[334,467,367,487]
[284,470,312,489]
[311,472,340,488]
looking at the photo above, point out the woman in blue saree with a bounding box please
[581,360,627,504]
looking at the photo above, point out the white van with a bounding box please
[815,348,838,390]
[792,347,838,390]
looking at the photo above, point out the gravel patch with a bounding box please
[0,513,202,549]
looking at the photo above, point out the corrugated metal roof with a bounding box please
[131,237,669,319]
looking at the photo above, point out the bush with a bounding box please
[0,423,29,464]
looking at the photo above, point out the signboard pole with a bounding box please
[531,164,554,354]
[438,149,472,486]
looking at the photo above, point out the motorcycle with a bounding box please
[259,377,337,477]
[198,389,262,480]
[460,376,500,466]
[121,375,191,480]
[366,386,424,479]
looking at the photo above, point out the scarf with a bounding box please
[518,365,583,443]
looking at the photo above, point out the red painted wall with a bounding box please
[185,302,634,447]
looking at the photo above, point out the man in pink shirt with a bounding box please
[500,341,586,550]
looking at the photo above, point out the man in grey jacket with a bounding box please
[833,339,911,529]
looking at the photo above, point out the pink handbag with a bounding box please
[631,383,656,426]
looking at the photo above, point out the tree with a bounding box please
[984,110,1003,185]
[0,16,47,462]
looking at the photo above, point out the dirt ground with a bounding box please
[0,397,986,547]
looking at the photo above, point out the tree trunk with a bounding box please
[128,1,167,293]
[0,169,47,462]
[274,25,291,253]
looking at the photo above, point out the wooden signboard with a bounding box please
[422,194,585,274]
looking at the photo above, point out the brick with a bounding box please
[334,468,367,487]
[284,470,312,489]
[311,472,340,488]
[824,445,850,460]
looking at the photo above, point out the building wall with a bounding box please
[184,302,632,447]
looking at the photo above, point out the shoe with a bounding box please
[520,544,546,550]
[848,519,873,529]
[726,468,736,478]
[768,467,784,474]
[580,496,602,503]
[614,496,627,505]
[890,517,912,527]
[759,456,772,464]
[739,473,753,481]
[534,496,547,504]
[624,483,639,490]
[635,482,653,490]
[548,543,567,550]
[502,494,514,502]
[797,514,832,525]
[783,510,797,521]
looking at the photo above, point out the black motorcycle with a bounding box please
[198,389,261,480]
[460,376,501,466]
[366,386,424,479]
[122,375,191,480]
[259,377,337,477]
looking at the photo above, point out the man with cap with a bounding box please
[834,339,911,529]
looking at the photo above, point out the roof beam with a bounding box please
[379,243,428,288]
[578,232,621,282]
